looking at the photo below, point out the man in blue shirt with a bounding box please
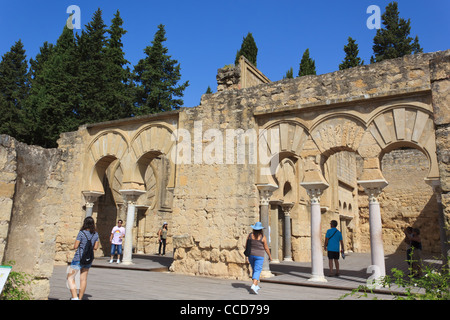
[324,220,344,276]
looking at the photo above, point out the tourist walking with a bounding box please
[324,220,344,277]
[245,222,272,294]
[157,222,168,256]
[67,216,99,300]
[109,220,125,263]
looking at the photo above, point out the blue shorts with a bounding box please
[111,244,123,255]
[248,255,264,280]
[70,260,92,270]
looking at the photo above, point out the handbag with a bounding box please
[243,235,251,257]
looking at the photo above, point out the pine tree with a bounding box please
[298,49,316,77]
[134,24,189,114]
[235,32,258,67]
[283,67,294,79]
[76,8,110,124]
[339,37,364,70]
[371,1,423,63]
[104,10,134,120]
[28,41,54,84]
[0,40,29,139]
[25,25,80,147]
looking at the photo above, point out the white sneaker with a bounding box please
[109,259,113,263]
[251,284,259,295]
[117,259,120,264]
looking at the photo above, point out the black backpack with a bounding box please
[80,231,95,265]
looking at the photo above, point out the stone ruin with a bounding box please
[1,50,449,298]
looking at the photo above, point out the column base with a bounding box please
[308,275,328,283]
[121,260,134,266]
[260,270,274,278]
[283,257,293,262]
[271,259,280,264]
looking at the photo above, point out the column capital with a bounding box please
[119,189,146,204]
[425,178,442,203]
[358,179,388,203]
[300,181,329,203]
[82,190,104,205]
[256,183,278,205]
[281,202,294,215]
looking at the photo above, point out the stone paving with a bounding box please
[48,252,443,301]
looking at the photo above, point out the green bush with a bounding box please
[0,261,32,300]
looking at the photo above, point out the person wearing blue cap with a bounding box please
[245,222,272,294]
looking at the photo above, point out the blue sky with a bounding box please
[1,0,449,109]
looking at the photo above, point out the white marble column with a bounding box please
[281,202,294,261]
[82,191,104,217]
[256,183,278,278]
[301,184,329,282]
[358,179,388,280]
[120,189,146,265]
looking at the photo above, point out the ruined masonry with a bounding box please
[1,52,449,299]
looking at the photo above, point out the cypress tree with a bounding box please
[339,37,364,70]
[235,32,258,67]
[298,49,316,77]
[283,67,294,79]
[104,10,134,120]
[0,40,29,139]
[134,24,189,114]
[371,1,423,63]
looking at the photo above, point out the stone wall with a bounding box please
[1,137,64,299]
[0,136,18,264]
[429,50,450,257]
[357,149,440,254]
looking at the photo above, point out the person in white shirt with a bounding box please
[109,220,125,263]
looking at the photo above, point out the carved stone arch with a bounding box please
[85,131,129,193]
[128,124,176,212]
[366,104,439,180]
[128,124,176,188]
[257,120,308,184]
[309,114,366,158]
[88,130,129,164]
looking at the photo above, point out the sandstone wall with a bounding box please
[429,50,450,257]
[2,137,64,299]
[0,136,18,264]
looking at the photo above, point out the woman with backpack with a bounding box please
[67,216,99,300]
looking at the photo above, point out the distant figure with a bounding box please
[157,222,168,256]
[410,228,422,277]
[110,220,125,263]
[324,220,344,277]
[404,226,414,266]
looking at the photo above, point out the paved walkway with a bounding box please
[48,252,443,301]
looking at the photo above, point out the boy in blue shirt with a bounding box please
[324,220,344,276]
